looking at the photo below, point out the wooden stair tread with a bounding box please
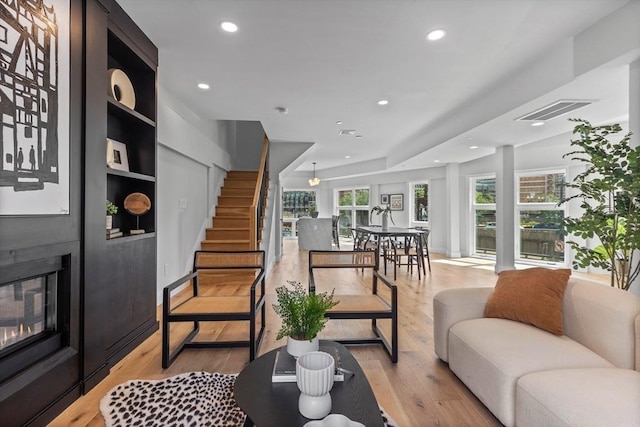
[202,239,250,243]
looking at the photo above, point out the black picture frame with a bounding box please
[380,194,389,204]
[389,194,404,211]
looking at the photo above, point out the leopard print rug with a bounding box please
[100,371,399,427]
[100,372,245,427]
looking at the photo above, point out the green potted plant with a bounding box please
[106,200,118,230]
[370,205,394,230]
[309,203,318,218]
[273,280,338,357]
[560,119,640,290]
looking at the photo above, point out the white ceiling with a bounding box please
[117,0,637,179]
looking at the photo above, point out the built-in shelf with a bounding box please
[107,97,156,127]
[107,168,156,182]
[106,232,156,244]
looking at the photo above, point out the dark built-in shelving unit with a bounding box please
[83,0,158,392]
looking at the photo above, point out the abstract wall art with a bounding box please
[0,0,70,215]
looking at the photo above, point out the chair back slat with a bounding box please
[195,250,265,270]
[309,250,377,268]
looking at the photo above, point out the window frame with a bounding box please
[471,175,497,257]
[335,186,371,238]
[515,169,567,265]
[410,181,429,224]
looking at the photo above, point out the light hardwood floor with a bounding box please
[49,240,606,427]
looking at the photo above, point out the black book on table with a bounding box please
[271,346,344,383]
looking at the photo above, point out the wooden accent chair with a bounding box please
[162,250,266,368]
[308,250,398,362]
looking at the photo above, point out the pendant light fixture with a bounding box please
[308,162,320,186]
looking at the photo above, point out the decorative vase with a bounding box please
[287,336,319,358]
[311,211,319,218]
[382,213,389,231]
[106,215,113,230]
[296,351,335,419]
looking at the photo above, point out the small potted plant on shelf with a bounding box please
[371,205,394,230]
[106,200,118,230]
[309,203,319,218]
[273,281,338,357]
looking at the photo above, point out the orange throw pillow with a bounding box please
[485,267,571,335]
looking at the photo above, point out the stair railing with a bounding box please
[250,135,269,249]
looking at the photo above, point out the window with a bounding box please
[282,190,316,238]
[411,182,429,223]
[336,187,370,238]
[472,176,496,256]
[517,171,565,263]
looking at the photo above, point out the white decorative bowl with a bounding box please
[303,413,365,427]
[107,68,136,109]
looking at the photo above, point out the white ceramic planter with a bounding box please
[106,215,113,230]
[296,351,335,419]
[287,336,319,358]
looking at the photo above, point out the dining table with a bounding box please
[354,226,428,276]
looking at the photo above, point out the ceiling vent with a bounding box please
[339,129,356,135]
[516,100,595,122]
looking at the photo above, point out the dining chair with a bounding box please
[331,215,340,248]
[383,235,422,280]
[413,227,432,272]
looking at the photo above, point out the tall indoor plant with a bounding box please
[560,119,640,290]
[273,281,338,357]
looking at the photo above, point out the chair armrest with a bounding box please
[373,270,397,292]
[250,269,266,292]
[433,287,494,362]
[309,269,317,293]
[163,271,197,313]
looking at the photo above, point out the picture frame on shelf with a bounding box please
[389,194,404,211]
[380,194,389,204]
[106,138,130,172]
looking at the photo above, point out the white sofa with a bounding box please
[433,279,640,427]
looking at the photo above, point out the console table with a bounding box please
[234,341,384,427]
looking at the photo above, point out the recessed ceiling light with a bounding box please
[377,99,389,106]
[336,120,343,125]
[469,145,478,149]
[427,29,446,41]
[197,82,210,90]
[531,121,545,127]
[434,160,440,163]
[355,135,363,139]
[220,21,238,32]
[345,155,351,159]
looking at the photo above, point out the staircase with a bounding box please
[201,170,265,251]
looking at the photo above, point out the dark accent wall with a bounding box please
[0,0,84,425]
[0,0,158,424]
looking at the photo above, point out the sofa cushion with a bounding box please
[485,267,571,335]
[562,280,640,369]
[516,368,640,427]
[448,318,614,427]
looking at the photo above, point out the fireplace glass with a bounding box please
[0,274,58,356]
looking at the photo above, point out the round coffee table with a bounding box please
[234,340,384,427]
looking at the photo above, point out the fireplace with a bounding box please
[0,261,66,384]
[0,253,77,426]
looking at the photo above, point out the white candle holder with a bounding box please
[296,351,335,419]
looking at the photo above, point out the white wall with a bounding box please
[155,85,234,302]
